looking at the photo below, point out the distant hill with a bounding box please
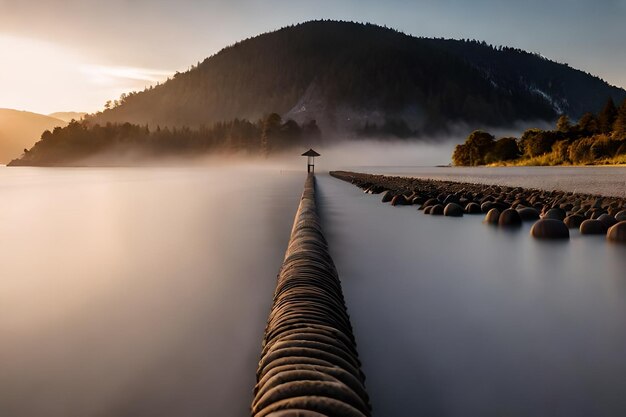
[48,112,87,123]
[90,20,626,135]
[0,109,66,163]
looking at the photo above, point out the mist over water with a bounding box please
[1,139,625,417]
[0,165,304,417]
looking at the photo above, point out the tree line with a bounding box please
[9,114,321,166]
[452,98,626,166]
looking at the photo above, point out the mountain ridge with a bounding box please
[87,20,626,134]
[0,109,67,163]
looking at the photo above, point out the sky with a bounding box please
[1,0,625,115]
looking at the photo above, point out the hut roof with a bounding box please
[301,149,320,157]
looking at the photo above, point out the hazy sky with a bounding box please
[1,0,625,114]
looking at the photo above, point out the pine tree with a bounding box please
[598,97,617,134]
[613,99,626,139]
[577,112,599,136]
[260,113,282,156]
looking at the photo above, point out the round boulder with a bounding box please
[481,201,495,213]
[443,195,460,205]
[381,191,394,203]
[593,198,604,209]
[391,194,408,206]
[615,210,626,222]
[542,208,566,221]
[517,207,540,221]
[607,221,626,243]
[498,208,522,227]
[590,210,607,220]
[598,213,618,228]
[530,219,570,239]
[484,208,500,225]
[564,214,585,229]
[444,203,464,217]
[465,202,482,214]
[430,204,444,215]
[423,206,432,215]
[420,198,439,210]
[579,219,608,235]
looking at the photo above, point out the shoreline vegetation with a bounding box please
[453,98,626,166]
[8,114,321,166]
[330,170,626,242]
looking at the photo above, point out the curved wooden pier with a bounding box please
[252,174,371,417]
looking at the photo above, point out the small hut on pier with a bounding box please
[301,149,320,173]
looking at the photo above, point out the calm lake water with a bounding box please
[1,165,626,417]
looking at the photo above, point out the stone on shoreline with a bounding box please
[465,202,482,214]
[580,219,608,235]
[542,208,566,221]
[391,194,408,206]
[444,203,464,217]
[329,171,626,244]
[607,221,626,243]
[530,219,570,239]
[598,213,618,228]
[481,201,495,213]
[430,204,444,215]
[564,214,585,229]
[484,208,500,224]
[517,207,540,221]
[498,208,522,227]
[420,198,439,210]
[381,191,394,203]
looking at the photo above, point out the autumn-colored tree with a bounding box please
[556,114,571,133]
[519,128,558,157]
[452,143,471,166]
[490,137,520,161]
[452,130,495,166]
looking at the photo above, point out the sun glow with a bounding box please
[0,35,172,114]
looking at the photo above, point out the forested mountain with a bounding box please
[0,109,66,163]
[425,39,622,120]
[90,20,626,135]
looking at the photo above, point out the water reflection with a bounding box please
[2,165,626,417]
[0,166,303,417]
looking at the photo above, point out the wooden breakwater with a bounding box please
[252,174,371,417]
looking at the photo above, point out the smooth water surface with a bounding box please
[2,165,626,417]
[318,173,626,417]
[0,166,303,417]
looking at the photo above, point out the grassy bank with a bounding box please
[489,153,626,167]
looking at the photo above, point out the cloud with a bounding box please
[80,65,173,86]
